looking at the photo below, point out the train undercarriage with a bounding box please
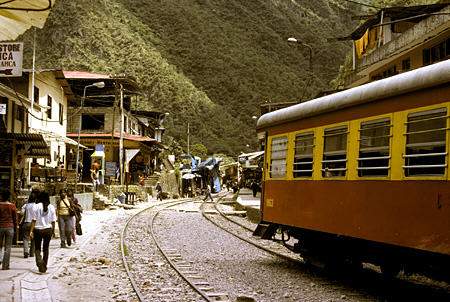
[254,222,450,282]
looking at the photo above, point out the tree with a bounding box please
[190,143,207,161]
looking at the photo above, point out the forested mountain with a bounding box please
[19,0,362,155]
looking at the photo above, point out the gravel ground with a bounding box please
[43,198,450,302]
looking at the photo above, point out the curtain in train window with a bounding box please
[322,126,347,177]
[270,136,287,178]
[404,108,447,176]
[358,118,391,177]
[293,132,314,178]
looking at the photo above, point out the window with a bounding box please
[293,132,314,177]
[81,114,105,130]
[402,58,410,71]
[59,103,63,125]
[0,97,7,129]
[404,108,447,176]
[358,118,391,177]
[33,86,39,103]
[322,126,347,177]
[15,104,24,121]
[269,136,287,178]
[47,95,52,119]
[423,38,450,66]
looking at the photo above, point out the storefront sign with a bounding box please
[105,161,116,177]
[0,42,23,77]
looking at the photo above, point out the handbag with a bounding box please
[19,205,27,227]
[76,221,82,235]
[62,199,75,217]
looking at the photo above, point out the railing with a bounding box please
[31,167,66,182]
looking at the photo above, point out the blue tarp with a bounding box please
[191,158,221,192]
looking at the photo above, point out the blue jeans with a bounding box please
[22,222,35,256]
[58,215,73,246]
[0,227,14,269]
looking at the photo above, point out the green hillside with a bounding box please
[19,0,360,155]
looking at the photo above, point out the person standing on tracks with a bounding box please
[29,191,56,273]
[155,182,163,201]
[251,181,259,198]
[0,190,17,270]
[203,184,213,202]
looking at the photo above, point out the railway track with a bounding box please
[121,197,232,301]
[120,195,450,302]
[201,195,303,264]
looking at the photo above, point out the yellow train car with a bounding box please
[254,59,450,280]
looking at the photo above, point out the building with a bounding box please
[342,3,449,88]
[0,69,78,196]
[64,71,164,184]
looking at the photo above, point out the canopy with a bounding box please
[182,173,196,179]
[0,0,56,41]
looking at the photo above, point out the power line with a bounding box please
[7,78,80,123]
[340,0,381,9]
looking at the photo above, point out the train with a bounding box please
[253,59,450,280]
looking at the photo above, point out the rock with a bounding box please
[341,295,347,300]
[236,296,256,302]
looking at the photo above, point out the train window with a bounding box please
[404,108,448,176]
[270,136,287,178]
[322,126,347,177]
[357,118,391,177]
[293,132,314,178]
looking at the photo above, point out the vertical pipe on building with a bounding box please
[27,28,37,186]
[119,84,124,185]
[378,10,384,48]
[110,83,117,162]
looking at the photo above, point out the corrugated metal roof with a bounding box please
[257,60,450,130]
[62,71,110,79]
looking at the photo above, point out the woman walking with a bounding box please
[67,189,81,244]
[0,190,17,270]
[20,189,38,258]
[56,189,74,248]
[29,192,56,273]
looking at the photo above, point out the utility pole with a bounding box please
[187,122,190,155]
[119,84,124,185]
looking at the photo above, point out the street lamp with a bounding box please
[287,37,314,99]
[75,81,105,192]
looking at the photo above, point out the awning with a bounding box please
[32,128,87,148]
[182,173,196,179]
[91,150,105,158]
[125,149,140,164]
[6,133,50,158]
[0,0,56,41]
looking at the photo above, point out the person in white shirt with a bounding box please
[29,192,56,273]
[20,190,38,258]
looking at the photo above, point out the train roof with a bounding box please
[257,60,450,130]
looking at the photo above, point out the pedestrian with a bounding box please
[77,162,83,181]
[29,191,56,273]
[251,181,259,198]
[155,182,163,201]
[56,189,74,248]
[67,189,81,244]
[0,190,17,270]
[203,184,213,202]
[20,189,39,258]
[91,163,100,191]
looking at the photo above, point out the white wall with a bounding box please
[29,71,68,167]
